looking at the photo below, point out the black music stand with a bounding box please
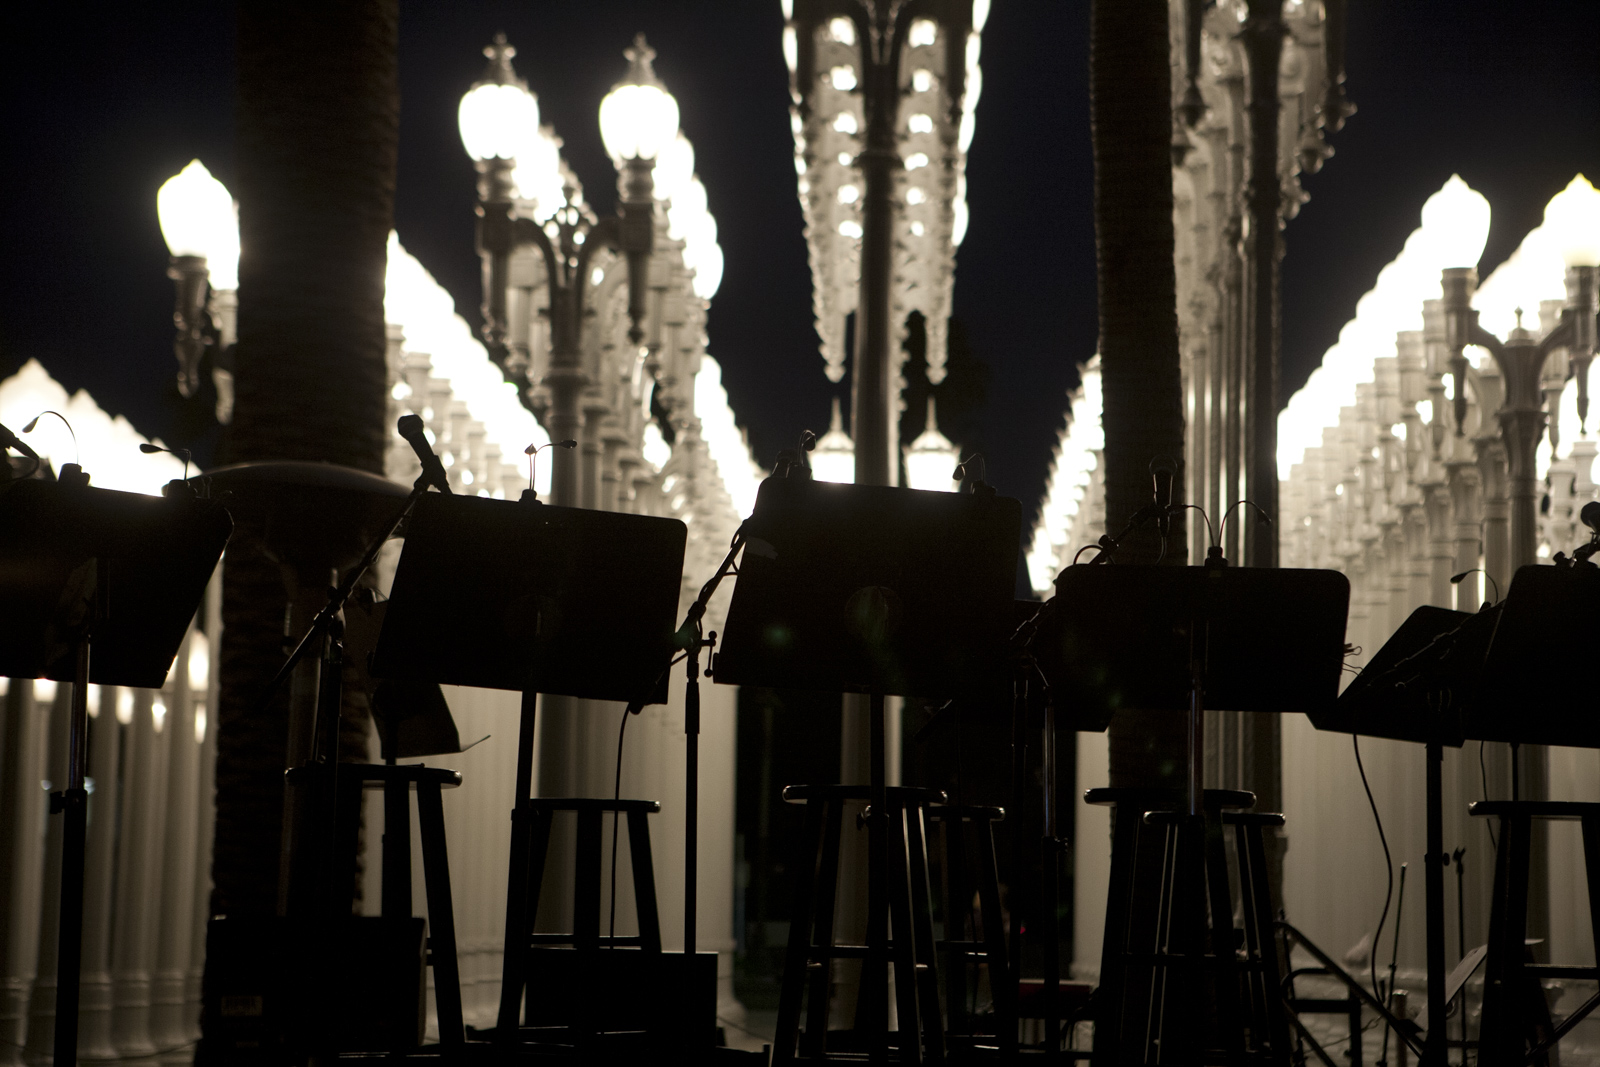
[370,493,686,1049]
[1324,564,1600,1066]
[1036,564,1349,805]
[715,475,1022,1062]
[1029,563,1347,1064]
[0,477,231,1067]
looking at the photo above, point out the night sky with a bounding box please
[1,1,1596,532]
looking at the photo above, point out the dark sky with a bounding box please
[1,1,1596,532]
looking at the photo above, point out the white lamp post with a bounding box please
[810,397,855,483]
[461,33,677,508]
[1442,174,1600,571]
[156,159,239,414]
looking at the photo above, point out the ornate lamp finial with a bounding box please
[481,32,525,88]
[621,33,664,88]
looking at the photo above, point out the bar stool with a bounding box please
[1470,800,1600,1064]
[318,762,466,1050]
[773,784,946,1065]
[494,797,672,1052]
[1086,787,1281,1067]
[926,803,1017,1057]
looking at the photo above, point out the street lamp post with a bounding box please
[156,159,240,422]
[1442,176,1600,572]
[460,34,676,508]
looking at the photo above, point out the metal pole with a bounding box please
[1422,741,1446,1067]
[52,635,92,1067]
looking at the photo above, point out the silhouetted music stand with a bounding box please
[715,475,1022,1063]
[1031,563,1347,1065]
[1037,564,1349,807]
[1326,564,1600,1066]
[370,493,686,1049]
[0,477,231,1067]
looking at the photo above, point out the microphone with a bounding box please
[1150,456,1177,537]
[0,421,37,460]
[397,414,452,494]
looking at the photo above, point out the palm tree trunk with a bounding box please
[1090,0,1188,788]
[211,0,398,922]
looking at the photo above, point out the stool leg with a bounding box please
[1093,804,1145,1066]
[1480,811,1529,1065]
[806,798,847,1058]
[626,809,663,953]
[416,780,464,1046]
[975,818,1018,1055]
[1202,809,1245,1063]
[382,776,412,919]
[887,806,925,1065]
[775,798,826,1066]
[906,805,945,1063]
[942,817,971,1039]
[496,804,552,1038]
[1239,821,1291,1065]
[573,808,603,1045]
[1582,816,1600,999]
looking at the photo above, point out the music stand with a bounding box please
[715,475,1022,1060]
[1035,564,1349,805]
[1028,563,1347,1064]
[1325,564,1600,1066]
[370,493,686,1047]
[0,477,231,1067]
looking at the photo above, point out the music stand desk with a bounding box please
[0,477,230,1067]
[370,493,686,1050]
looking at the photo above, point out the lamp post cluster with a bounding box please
[156,159,240,424]
[1171,0,1348,567]
[459,33,719,513]
[783,0,984,489]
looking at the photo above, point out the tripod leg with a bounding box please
[418,780,464,1046]
[496,690,539,1042]
[52,636,91,1067]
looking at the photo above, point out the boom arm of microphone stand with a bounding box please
[625,523,750,715]
[259,474,436,712]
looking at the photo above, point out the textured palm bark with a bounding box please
[212,0,398,920]
[1090,0,1188,789]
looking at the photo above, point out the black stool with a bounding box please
[1087,787,1288,1067]
[1470,800,1600,1064]
[926,803,1017,1057]
[774,784,947,1065]
[494,798,682,1051]
[337,763,466,1048]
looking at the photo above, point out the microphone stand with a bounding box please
[262,461,439,928]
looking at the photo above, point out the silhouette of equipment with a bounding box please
[369,491,700,1058]
[0,473,231,1067]
[1322,563,1600,1066]
[1023,563,1348,1065]
[716,472,1023,1064]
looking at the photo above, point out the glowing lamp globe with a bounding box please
[458,35,540,163]
[459,82,540,162]
[599,35,680,163]
[157,160,240,289]
[1545,174,1600,268]
[690,242,723,300]
[1418,174,1491,271]
[653,133,695,203]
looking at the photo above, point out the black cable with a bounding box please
[1071,543,1100,565]
[1353,734,1394,1004]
